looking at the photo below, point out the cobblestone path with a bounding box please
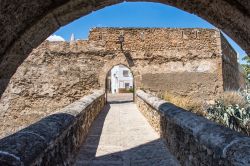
[74,100,179,166]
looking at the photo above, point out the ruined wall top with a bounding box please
[44,28,223,54]
[88,28,221,52]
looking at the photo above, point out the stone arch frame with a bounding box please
[99,52,141,90]
[103,63,136,101]
[0,0,249,96]
[98,51,142,102]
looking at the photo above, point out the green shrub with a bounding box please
[163,90,250,136]
[206,101,250,135]
[204,91,250,136]
[129,88,134,93]
[118,88,134,93]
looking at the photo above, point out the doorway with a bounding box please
[106,64,134,103]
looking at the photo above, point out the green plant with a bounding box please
[206,91,250,135]
[118,88,133,93]
[242,55,250,80]
[129,88,134,93]
[206,101,250,135]
[163,90,250,136]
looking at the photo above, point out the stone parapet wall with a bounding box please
[136,90,250,166]
[136,94,161,134]
[0,90,105,165]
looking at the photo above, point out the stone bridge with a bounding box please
[0,90,249,166]
[0,1,250,166]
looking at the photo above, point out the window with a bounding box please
[123,70,129,77]
[125,83,130,89]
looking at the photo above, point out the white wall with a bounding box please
[110,65,133,93]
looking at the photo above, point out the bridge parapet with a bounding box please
[0,90,105,165]
[136,90,250,166]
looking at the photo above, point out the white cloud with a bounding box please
[46,34,65,42]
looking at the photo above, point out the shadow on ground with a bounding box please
[108,100,133,104]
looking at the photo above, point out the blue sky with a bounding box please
[53,2,247,63]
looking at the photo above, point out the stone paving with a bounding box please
[106,93,134,103]
[74,94,179,166]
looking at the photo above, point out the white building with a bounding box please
[107,65,133,93]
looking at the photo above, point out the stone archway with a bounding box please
[104,64,136,102]
[99,53,141,91]
[0,0,249,96]
[98,53,141,102]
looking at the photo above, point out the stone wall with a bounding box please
[238,65,248,89]
[0,28,239,138]
[0,1,249,101]
[92,28,224,100]
[0,41,104,138]
[136,90,250,166]
[0,90,105,165]
[220,34,241,90]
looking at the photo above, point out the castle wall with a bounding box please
[0,28,225,137]
[93,28,223,99]
[220,33,244,91]
[0,41,103,137]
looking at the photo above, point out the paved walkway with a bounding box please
[74,100,179,165]
[107,93,134,103]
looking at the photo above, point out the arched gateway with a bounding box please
[105,64,135,102]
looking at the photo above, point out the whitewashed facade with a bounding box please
[109,65,133,93]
